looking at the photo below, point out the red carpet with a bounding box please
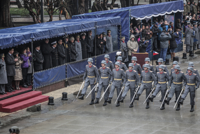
[0,91,48,113]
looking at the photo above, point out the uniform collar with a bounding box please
[89,65,92,68]
[106,60,108,63]
[189,73,192,76]
[175,71,179,74]
[102,67,106,69]
[159,71,163,74]
[116,68,119,71]
[145,70,148,73]
[129,69,133,72]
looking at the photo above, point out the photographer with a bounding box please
[139,37,149,52]
[169,28,179,60]
[151,22,159,51]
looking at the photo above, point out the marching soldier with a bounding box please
[186,62,200,78]
[104,54,114,70]
[79,58,99,105]
[94,60,112,106]
[116,56,128,71]
[170,61,178,75]
[155,58,169,75]
[119,63,139,108]
[135,64,156,109]
[131,56,142,75]
[106,62,125,107]
[165,65,186,111]
[143,57,154,73]
[149,65,169,110]
[179,67,200,112]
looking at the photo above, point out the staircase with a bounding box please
[0,91,48,113]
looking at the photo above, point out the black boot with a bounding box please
[176,104,180,111]
[116,101,120,107]
[119,97,124,103]
[106,98,112,104]
[189,51,194,57]
[165,59,169,65]
[146,102,150,109]
[129,102,133,108]
[148,95,155,102]
[182,53,187,59]
[190,105,194,112]
[134,94,140,100]
[165,97,171,105]
[89,100,94,105]
[94,98,99,104]
[103,101,107,106]
[160,103,165,110]
[179,98,184,105]
[78,94,84,100]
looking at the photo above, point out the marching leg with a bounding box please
[165,87,175,105]
[103,85,109,106]
[94,84,103,104]
[79,82,89,100]
[160,88,166,110]
[190,91,195,112]
[89,84,95,105]
[149,85,160,102]
[135,84,144,100]
[116,86,121,107]
[146,88,151,109]
[179,86,189,105]
[129,88,134,108]
[107,84,115,104]
[119,85,129,103]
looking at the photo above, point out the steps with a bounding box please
[0,91,48,113]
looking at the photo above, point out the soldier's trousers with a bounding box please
[181,85,196,105]
[186,45,193,53]
[152,84,167,102]
[81,81,95,101]
[122,83,136,102]
[96,84,109,101]
[0,84,5,93]
[168,84,182,101]
[108,83,122,99]
[137,84,152,103]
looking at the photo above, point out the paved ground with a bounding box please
[1,57,200,134]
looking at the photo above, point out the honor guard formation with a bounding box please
[78,56,200,112]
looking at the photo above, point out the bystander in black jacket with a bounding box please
[51,46,58,67]
[139,39,149,52]
[41,41,53,69]
[33,47,44,72]
[63,40,70,63]
[81,33,89,59]
[57,41,66,65]
[68,40,77,62]
[86,34,94,57]
[169,31,179,49]
[96,35,103,55]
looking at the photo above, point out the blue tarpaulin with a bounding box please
[0,17,121,49]
[33,65,66,89]
[73,1,183,43]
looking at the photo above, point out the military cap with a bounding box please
[159,65,165,70]
[104,54,110,59]
[117,56,122,61]
[187,67,194,72]
[174,65,181,71]
[158,58,163,63]
[145,57,150,62]
[76,35,80,38]
[172,61,178,65]
[188,62,194,67]
[81,33,86,36]
[115,62,120,66]
[101,60,106,65]
[128,63,134,67]
[63,35,69,39]
[70,37,75,41]
[87,58,93,63]
[143,64,150,69]
[51,41,57,45]
[131,56,137,61]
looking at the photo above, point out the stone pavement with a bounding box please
[1,57,200,134]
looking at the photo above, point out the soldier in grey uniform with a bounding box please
[79,58,99,105]
[193,22,199,50]
[149,65,169,110]
[155,58,169,75]
[135,64,156,109]
[106,62,125,107]
[185,23,194,53]
[186,62,199,78]
[142,57,154,73]
[116,56,127,71]
[131,56,142,75]
[165,65,186,111]
[170,61,178,75]
[104,54,114,70]
[94,60,112,106]
[179,67,200,112]
[106,30,113,52]
[119,63,139,108]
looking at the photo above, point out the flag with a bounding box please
[153,51,159,56]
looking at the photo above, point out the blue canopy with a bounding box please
[73,1,184,42]
[0,17,121,49]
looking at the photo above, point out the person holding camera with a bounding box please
[139,37,149,52]
[169,28,179,61]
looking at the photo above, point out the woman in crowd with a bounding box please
[14,51,23,90]
[127,35,138,62]
[0,53,7,95]
[69,37,78,62]
[169,28,179,61]
[75,35,82,61]
[26,47,32,86]
[120,36,129,66]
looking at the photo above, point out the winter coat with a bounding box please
[127,35,139,56]
[0,59,8,84]
[139,41,148,52]
[33,49,44,72]
[96,38,104,55]
[14,57,23,81]
[20,54,30,68]
[63,42,70,63]
[86,36,94,53]
[169,32,179,49]
[57,44,66,65]
[193,27,199,44]
[75,41,82,61]
[185,27,195,46]
[51,47,58,67]
[68,41,77,61]
[106,35,113,52]
[27,51,33,74]
[81,39,89,59]
[159,32,172,48]
[120,41,129,62]
[41,43,53,69]
[151,26,159,37]
[5,53,16,76]
[186,4,190,15]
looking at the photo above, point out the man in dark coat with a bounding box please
[97,33,104,55]
[57,39,66,65]
[41,39,53,70]
[169,28,179,60]
[81,33,89,59]
[33,44,44,72]
[151,23,159,51]
[63,35,70,63]
[68,37,78,62]
[51,41,58,67]
[139,37,149,52]
[86,31,94,57]
[5,48,17,92]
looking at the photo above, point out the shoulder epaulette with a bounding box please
[150,71,152,72]
[93,65,96,67]
[106,67,109,69]
[126,70,129,72]
[109,61,112,63]
[134,70,137,72]
[157,72,159,74]
[171,68,173,69]
[164,72,167,73]
[194,69,196,71]
[194,73,197,75]
[181,71,183,73]
[122,63,125,64]
[137,63,140,65]
[120,69,123,71]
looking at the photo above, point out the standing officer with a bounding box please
[135,64,156,109]
[143,57,154,73]
[79,58,99,105]
[185,23,194,54]
[104,54,114,70]
[179,67,200,112]
[94,60,112,106]
[170,61,178,75]
[119,63,139,108]
[106,62,125,107]
[149,65,169,110]
[193,22,199,50]
[155,58,169,75]
[186,62,199,78]
[131,56,142,75]
[116,56,127,71]
[165,65,186,111]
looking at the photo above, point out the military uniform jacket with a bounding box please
[186,69,200,78]
[119,62,127,71]
[83,65,99,84]
[170,68,174,75]
[155,72,169,85]
[105,60,114,70]
[184,73,200,89]
[98,67,112,85]
[155,65,169,75]
[111,69,125,85]
[142,64,154,73]
[133,63,142,75]
[124,70,139,86]
[140,70,156,85]
[169,71,186,86]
